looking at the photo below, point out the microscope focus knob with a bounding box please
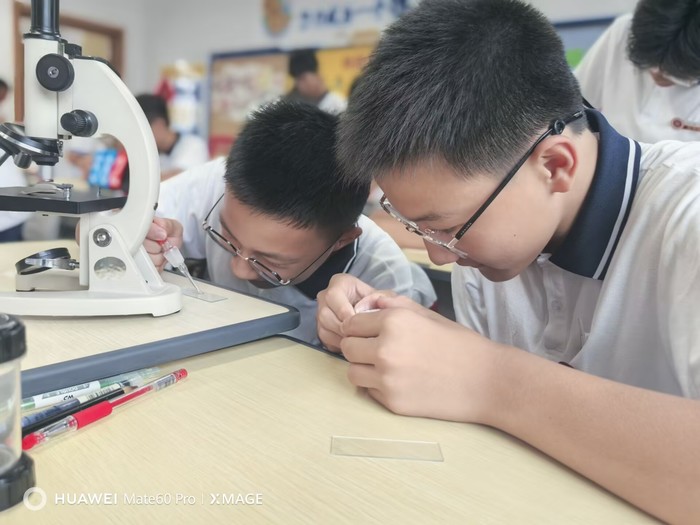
[36,54,74,92]
[61,110,98,137]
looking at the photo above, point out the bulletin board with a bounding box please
[208,45,373,158]
[207,18,614,157]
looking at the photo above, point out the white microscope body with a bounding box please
[0,0,181,317]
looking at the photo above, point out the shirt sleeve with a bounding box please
[169,135,210,172]
[452,267,489,336]
[156,158,226,259]
[318,92,347,115]
[658,174,700,398]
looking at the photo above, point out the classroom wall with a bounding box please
[144,0,638,90]
[0,0,639,119]
[0,0,152,119]
[0,0,17,115]
[529,0,637,22]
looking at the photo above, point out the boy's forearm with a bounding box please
[480,346,700,525]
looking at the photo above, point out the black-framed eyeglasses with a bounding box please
[202,194,338,286]
[380,110,586,258]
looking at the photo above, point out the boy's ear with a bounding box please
[534,135,578,194]
[332,226,362,252]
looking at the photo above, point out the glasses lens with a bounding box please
[249,260,285,286]
[382,199,423,232]
[383,198,452,240]
[206,228,237,255]
[381,196,469,257]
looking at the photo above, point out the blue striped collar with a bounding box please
[549,110,641,280]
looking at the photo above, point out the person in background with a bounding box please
[0,160,31,242]
[317,0,700,522]
[285,49,347,115]
[146,100,435,345]
[0,78,10,123]
[135,94,209,180]
[0,79,32,241]
[575,0,700,143]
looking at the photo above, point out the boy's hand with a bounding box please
[339,307,505,423]
[316,274,391,352]
[144,217,183,272]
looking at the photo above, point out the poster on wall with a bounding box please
[157,61,206,135]
[262,0,418,48]
[209,52,289,157]
[208,45,373,157]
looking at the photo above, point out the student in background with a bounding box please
[285,49,347,115]
[0,79,22,239]
[135,94,209,180]
[575,0,700,143]
[0,160,30,242]
[0,79,31,240]
[317,1,700,522]
[146,101,435,345]
[0,78,10,123]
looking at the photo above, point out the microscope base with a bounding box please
[0,284,182,317]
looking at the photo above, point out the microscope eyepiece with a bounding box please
[29,0,60,38]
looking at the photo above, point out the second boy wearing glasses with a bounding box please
[316,1,700,521]
[575,0,700,143]
[145,101,435,345]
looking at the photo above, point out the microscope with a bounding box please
[0,0,181,317]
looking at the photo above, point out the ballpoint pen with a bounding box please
[158,239,202,293]
[21,402,112,451]
[22,369,188,451]
[21,367,161,411]
[110,368,188,408]
[21,384,124,436]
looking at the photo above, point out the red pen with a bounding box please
[22,369,188,451]
[111,368,187,408]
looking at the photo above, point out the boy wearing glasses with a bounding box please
[316,0,700,522]
[146,100,435,345]
[575,0,700,143]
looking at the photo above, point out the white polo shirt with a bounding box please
[453,110,700,398]
[158,158,436,345]
[0,161,30,232]
[318,91,347,115]
[575,14,700,143]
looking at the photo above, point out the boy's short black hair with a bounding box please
[0,78,8,91]
[627,0,700,81]
[337,0,586,184]
[224,100,369,240]
[288,49,319,78]
[135,94,169,126]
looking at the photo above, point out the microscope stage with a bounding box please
[0,187,126,214]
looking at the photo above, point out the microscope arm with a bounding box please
[69,58,160,256]
[62,58,163,289]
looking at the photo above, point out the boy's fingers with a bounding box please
[341,336,379,365]
[342,310,385,338]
